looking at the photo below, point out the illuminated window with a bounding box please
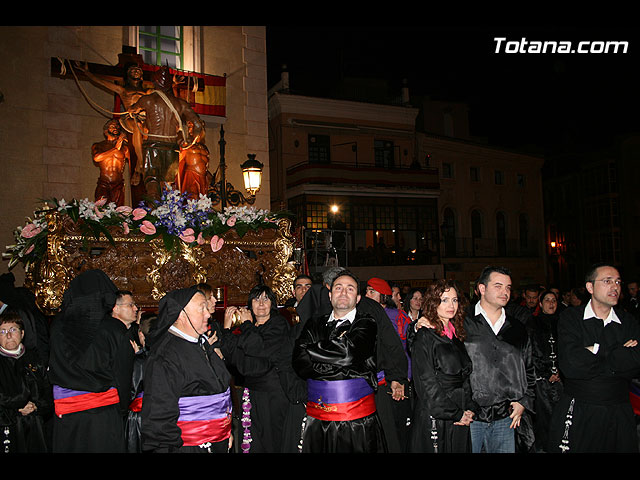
[139,26,183,69]
[306,203,328,229]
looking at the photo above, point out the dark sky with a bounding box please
[266,25,640,156]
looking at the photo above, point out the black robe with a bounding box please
[0,346,53,453]
[220,312,291,453]
[141,331,232,453]
[548,304,640,453]
[408,327,474,453]
[126,345,148,453]
[295,284,408,452]
[49,315,134,453]
[292,310,387,453]
[527,312,563,452]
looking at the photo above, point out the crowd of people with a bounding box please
[1,262,639,454]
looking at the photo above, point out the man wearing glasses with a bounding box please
[111,291,140,417]
[548,263,640,452]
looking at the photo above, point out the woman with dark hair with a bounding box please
[527,289,562,452]
[220,284,292,453]
[408,279,475,453]
[403,288,423,322]
[0,312,53,453]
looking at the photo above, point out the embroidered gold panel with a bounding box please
[26,212,297,315]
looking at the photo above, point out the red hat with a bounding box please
[367,277,392,296]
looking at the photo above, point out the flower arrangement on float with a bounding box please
[3,188,291,272]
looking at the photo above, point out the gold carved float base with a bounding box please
[27,213,297,315]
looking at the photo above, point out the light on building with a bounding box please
[330,204,339,214]
[241,154,264,196]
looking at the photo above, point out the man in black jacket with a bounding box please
[464,265,535,453]
[293,270,386,452]
[294,266,409,452]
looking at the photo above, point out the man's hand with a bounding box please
[509,401,525,429]
[18,401,37,416]
[624,339,638,348]
[454,410,475,426]
[415,316,435,330]
[390,381,406,401]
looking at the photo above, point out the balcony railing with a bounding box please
[303,229,440,269]
[286,161,439,190]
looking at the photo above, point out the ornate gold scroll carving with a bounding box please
[27,212,297,315]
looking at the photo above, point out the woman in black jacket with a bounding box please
[408,279,476,453]
[0,312,53,453]
[220,284,292,453]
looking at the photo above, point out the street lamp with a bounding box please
[241,154,264,196]
[209,125,263,209]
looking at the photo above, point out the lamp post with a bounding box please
[241,154,264,196]
[209,124,263,209]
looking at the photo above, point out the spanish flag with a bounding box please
[144,65,226,118]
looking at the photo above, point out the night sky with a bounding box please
[266,25,640,156]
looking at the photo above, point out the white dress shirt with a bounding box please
[328,307,357,327]
[583,299,621,354]
[475,301,506,335]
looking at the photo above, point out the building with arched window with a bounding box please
[415,97,547,294]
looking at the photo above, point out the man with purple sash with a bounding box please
[293,270,387,453]
[141,286,233,453]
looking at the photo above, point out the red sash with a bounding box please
[129,395,143,413]
[53,386,120,417]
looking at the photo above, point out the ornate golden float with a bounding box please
[24,210,297,316]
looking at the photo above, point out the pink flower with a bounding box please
[179,228,196,243]
[21,223,42,239]
[210,235,224,252]
[95,197,107,207]
[132,208,147,221]
[140,220,156,235]
[196,232,206,245]
[24,244,34,255]
[122,222,130,235]
[116,205,133,216]
[93,206,105,219]
[226,215,237,227]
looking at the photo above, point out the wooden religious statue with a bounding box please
[76,60,151,205]
[127,66,205,201]
[91,119,131,206]
[176,121,212,199]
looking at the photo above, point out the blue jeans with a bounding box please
[470,416,515,453]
